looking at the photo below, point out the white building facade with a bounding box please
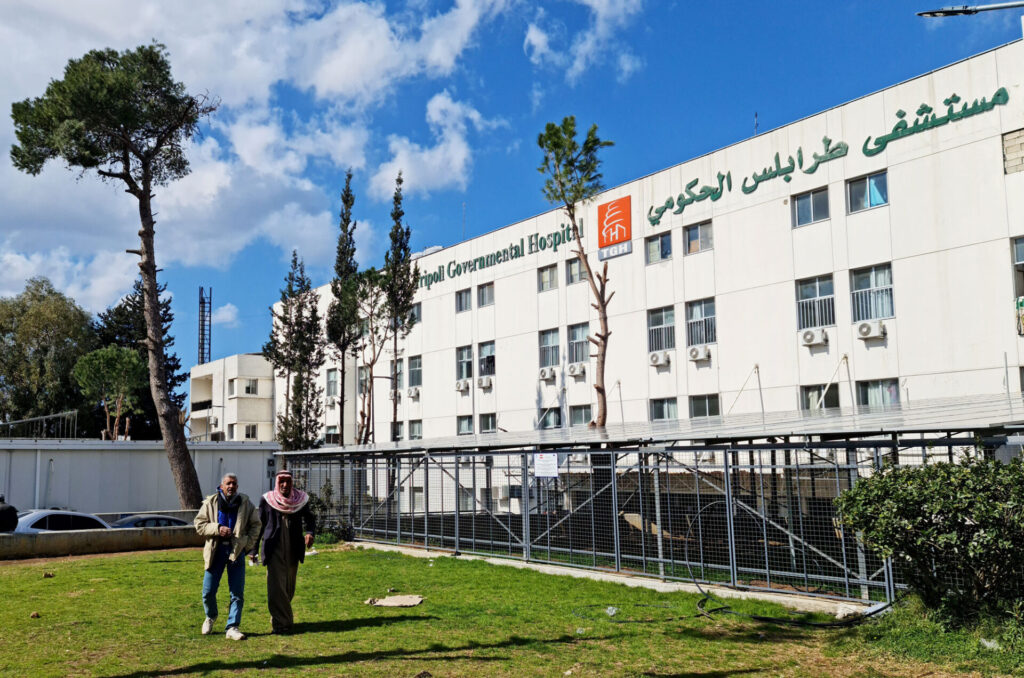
[189,353,276,442]
[272,40,1024,445]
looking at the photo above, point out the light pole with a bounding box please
[918,1,1024,16]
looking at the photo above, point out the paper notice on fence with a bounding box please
[534,453,558,478]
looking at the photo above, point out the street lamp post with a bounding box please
[918,1,1024,16]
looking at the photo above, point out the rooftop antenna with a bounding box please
[754,111,759,136]
[198,287,212,365]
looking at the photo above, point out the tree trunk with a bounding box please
[391,333,399,441]
[339,361,347,446]
[566,210,609,426]
[136,183,203,508]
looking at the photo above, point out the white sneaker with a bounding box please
[201,617,215,635]
[225,626,246,641]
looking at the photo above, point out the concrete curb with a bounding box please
[0,526,203,560]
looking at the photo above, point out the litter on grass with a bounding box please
[365,594,424,607]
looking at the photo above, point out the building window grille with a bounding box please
[686,298,716,346]
[478,341,495,376]
[647,306,676,351]
[649,398,678,421]
[456,346,473,380]
[568,323,589,363]
[538,408,562,429]
[455,288,471,313]
[457,415,474,435]
[685,221,713,254]
[409,420,423,440]
[847,170,888,213]
[390,359,404,390]
[645,232,672,264]
[801,384,839,411]
[539,329,559,368]
[569,405,591,427]
[566,258,587,285]
[689,394,720,417]
[326,369,339,397]
[793,187,830,227]
[851,264,894,322]
[796,275,835,329]
[479,413,496,433]
[857,379,900,407]
[408,356,422,387]
[537,264,558,292]
[477,282,494,307]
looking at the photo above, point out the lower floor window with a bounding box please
[391,421,403,442]
[244,424,258,440]
[538,408,562,429]
[409,420,423,440]
[325,425,339,445]
[800,384,839,411]
[650,398,678,421]
[689,394,720,418]
[479,413,496,433]
[457,415,473,435]
[857,379,900,407]
[569,405,592,427]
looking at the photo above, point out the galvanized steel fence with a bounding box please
[283,439,987,603]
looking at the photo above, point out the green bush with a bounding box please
[835,456,1024,620]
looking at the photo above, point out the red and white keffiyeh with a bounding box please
[263,470,309,514]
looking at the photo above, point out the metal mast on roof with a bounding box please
[198,287,212,365]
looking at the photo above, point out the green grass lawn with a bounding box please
[0,545,1017,677]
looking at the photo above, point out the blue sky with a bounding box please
[1,1,1021,372]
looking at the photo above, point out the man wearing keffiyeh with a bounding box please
[252,469,316,634]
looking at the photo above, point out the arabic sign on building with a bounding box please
[597,195,633,261]
[646,85,1009,227]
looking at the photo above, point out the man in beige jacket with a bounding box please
[194,473,261,640]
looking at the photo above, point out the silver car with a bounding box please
[14,510,111,534]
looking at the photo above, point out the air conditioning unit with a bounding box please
[649,350,670,366]
[407,386,420,398]
[326,395,338,408]
[568,362,586,376]
[688,345,711,362]
[856,320,887,340]
[538,367,555,381]
[477,375,493,389]
[801,328,828,347]
[455,379,470,392]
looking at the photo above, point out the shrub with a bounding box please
[835,456,1024,620]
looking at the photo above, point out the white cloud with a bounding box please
[566,0,643,83]
[0,247,135,313]
[524,23,558,66]
[211,303,240,328]
[530,82,544,112]
[616,52,642,83]
[258,203,337,269]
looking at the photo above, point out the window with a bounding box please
[391,421,403,442]
[689,394,720,418]
[410,303,421,324]
[1012,237,1024,298]
[408,356,422,387]
[539,329,559,368]
[566,258,587,285]
[244,424,257,440]
[325,425,339,445]
[847,170,888,213]
[70,515,106,530]
[570,405,591,427]
[390,360,404,390]
[538,408,562,429]
[857,379,900,407]
[796,275,835,329]
[851,264,894,322]
[455,288,472,313]
[646,232,672,264]
[801,384,839,411]
[685,221,713,254]
[326,369,339,397]
[477,282,494,307]
[228,424,236,440]
[478,341,495,376]
[649,398,678,421]
[648,306,676,351]
[408,486,425,513]
[792,187,830,227]
[537,264,558,292]
[228,379,235,396]
[457,415,474,435]
[456,346,473,380]
[409,420,423,440]
[357,366,369,395]
[568,323,589,363]
[244,379,258,395]
[686,298,716,345]
[459,487,475,512]
[479,413,496,433]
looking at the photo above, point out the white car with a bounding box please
[14,510,111,534]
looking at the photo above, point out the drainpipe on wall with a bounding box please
[34,448,40,509]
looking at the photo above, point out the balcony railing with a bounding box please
[851,287,893,322]
[648,325,676,352]
[686,317,717,346]
[797,296,835,330]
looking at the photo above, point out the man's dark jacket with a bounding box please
[256,497,316,565]
[0,500,17,532]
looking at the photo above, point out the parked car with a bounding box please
[14,510,111,533]
[110,514,190,529]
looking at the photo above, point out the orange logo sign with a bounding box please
[597,196,631,249]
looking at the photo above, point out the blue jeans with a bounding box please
[202,542,246,629]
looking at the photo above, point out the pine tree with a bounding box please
[95,277,186,439]
[325,170,361,445]
[263,251,327,451]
